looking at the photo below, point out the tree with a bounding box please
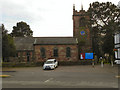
[88,2,120,59]
[1,24,16,62]
[11,21,33,37]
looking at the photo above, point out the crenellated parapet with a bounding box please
[73,4,89,20]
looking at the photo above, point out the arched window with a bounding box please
[53,48,58,57]
[26,52,30,56]
[26,52,30,62]
[40,47,46,58]
[66,47,71,57]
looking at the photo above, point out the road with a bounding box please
[2,64,119,88]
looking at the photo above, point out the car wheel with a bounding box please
[56,64,58,68]
[53,66,55,70]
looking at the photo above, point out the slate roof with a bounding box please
[14,37,78,50]
[14,37,35,50]
[34,37,78,45]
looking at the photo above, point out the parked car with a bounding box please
[114,60,120,64]
[43,59,58,70]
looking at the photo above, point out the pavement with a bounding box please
[2,64,119,88]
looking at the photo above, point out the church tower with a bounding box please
[72,4,92,58]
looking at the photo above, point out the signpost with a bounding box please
[80,53,93,60]
[80,53,94,67]
[80,53,94,59]
[85,53,94,59]
[80,53,85,60]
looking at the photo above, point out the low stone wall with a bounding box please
[8,57,20,62]
[2,60,93,67]
[58,60,92,66]
[2,62,43,67]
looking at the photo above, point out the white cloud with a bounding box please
[1,0,120,37]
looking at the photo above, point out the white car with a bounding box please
[43,59,58,70]
[114,60,120,64]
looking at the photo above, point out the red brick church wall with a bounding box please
[34,45,78,62]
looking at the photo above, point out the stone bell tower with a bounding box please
[72,4,92,57]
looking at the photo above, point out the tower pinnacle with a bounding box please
[73,4,75,10]
[81,3,83,10]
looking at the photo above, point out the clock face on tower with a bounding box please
[80,31,85,35]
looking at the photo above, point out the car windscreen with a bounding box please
[45,61,54,64]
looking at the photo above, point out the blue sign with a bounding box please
[85,53,93,59]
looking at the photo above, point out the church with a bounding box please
[12,5,92,62]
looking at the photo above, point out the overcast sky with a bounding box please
[0,0,119,37]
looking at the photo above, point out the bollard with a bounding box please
[92,59,95,68]
[101,61,103,67]
[92,62,94,68]
[111,61,113,67]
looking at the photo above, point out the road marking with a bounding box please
[0,75,10,78]
[115,76,120,78]
[44,78,53,83]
